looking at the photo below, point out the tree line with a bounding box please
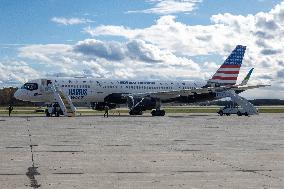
[202,99,284,106]
[0,87,34,106]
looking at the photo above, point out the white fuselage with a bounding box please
[14,77,206,104]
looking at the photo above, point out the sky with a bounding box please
[0,0,283,99]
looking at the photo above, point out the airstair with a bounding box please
[216,90,258,115]
[50,85,76,117]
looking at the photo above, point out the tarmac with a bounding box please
[0,113,283,188]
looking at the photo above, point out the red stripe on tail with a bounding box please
[212,76,238,80]
[217,71,239,74]
[220,65,241,68]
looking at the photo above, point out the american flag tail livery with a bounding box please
[208,45,246,86]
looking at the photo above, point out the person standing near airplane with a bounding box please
[8,104,13,117]
[104,105,109,118]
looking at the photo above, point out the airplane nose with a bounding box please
[14,90,22,100]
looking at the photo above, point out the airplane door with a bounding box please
[40,79,47,92]
[40,79,52,92]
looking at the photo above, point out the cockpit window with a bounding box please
[21,83,38,91]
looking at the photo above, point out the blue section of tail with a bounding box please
[223,45,246,65]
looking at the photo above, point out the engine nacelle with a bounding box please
[128,97,156,112]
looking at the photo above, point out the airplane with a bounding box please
[14,45,269,117]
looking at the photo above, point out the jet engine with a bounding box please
[127,96,156,115]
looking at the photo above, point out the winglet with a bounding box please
[240,68,254,86]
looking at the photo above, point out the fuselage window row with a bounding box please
[59,82,192,90]
[61,84,91,88]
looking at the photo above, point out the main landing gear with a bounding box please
[129,109,165,116]
[127,97,166,116]
[45,103,62,117]
[129,109,143,115]
[151,99,165,116]
[151,109,165,116]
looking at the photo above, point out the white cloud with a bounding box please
[84,3,284,95]
[18,39,201,81]
[51,17,93,25]
[0,61,40,87]
[84,15,232,56]
[127,0,202,14]
[74,39,126,61]
[74,39,175,63]
[2,2,284,99]
[18,44,73,64]
[18,44,87,78]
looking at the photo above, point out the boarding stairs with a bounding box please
[216,90,258,115]
[50,85,76,117]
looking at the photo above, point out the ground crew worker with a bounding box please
[104,105,109,118]
[53,103,61,117]
[46,105,53,117]
[8,105,13,117]
[56,106,61,117]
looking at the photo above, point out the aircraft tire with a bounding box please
[129,110,143,115]
[137,111,143,115]
[151,110,165,116]
[226,113,230,116]
[237,111,242,116]
[218,110,223,116]
[151,110,156,116]
[244,112,249,116]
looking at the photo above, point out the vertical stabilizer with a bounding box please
[208,45,246,86]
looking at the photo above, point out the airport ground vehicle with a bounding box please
[218,105,250,116]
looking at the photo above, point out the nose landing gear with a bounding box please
[45,103,63,117]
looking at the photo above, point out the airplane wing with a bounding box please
[124,87,218,99]
[122,68,270,99]
[232,84,271,91]
[124,84,270,99]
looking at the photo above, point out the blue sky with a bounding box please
[0,0,284,99]
[0,0,281,44]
